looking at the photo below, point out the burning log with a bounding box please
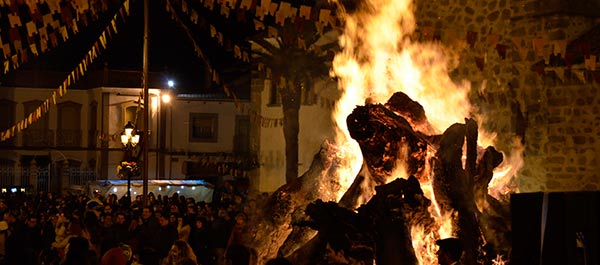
[346,96,432,185]
[243,143,344,264]
[432,119,483,265]
[342,92,511,263]
[249,91,512,264]
[300,176,435,265]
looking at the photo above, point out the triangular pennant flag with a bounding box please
[319,9,331,25]
[552,40,566,57]
[221,6,230,18]
[124,0,130,15]
[275,11,286,25]
[256,5,265,19]
[3,43,11,58]
[554,68,564,82]
[111,19,118,33]
[26,21,38,37]
[191,11,199,24]
[29,44,38,56]
[486,33,499,47]
[254,19,265,30]
[217,32,223,45]
[299,5,311,20]
[573,69,586,83]
[495,44,507,59]
[532,37,545,57]
[8,13,22,27]
[290,7,298,18]
[269,2,278,15]
[11,54,18,68]
[268,26,278,38]
[43,14,54,28]
[71,19,79,33]
[279,2,292,18]
[234,45,241,58]
[585,55,597,71]
[210,25,217,37]
[240,0,251,9]
[60,26,69,41]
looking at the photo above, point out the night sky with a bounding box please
[1,0,253,94]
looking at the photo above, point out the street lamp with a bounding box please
[120,121,140,200]
[121,121,140,148]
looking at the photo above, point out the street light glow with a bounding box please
[162,94,171,103]
[167,80,174,88]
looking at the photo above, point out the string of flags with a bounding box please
[428,27,599,82]
[0,0,128,75]
[0,0,131,142]
[168,0,339,63]
[168,0,344,128]
[166,0,245,111]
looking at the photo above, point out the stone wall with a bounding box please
[415,0,600,192]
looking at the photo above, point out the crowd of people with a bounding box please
[0,179,272,265]
[0,179,462,265]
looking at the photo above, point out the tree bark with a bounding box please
[281,84,302,184]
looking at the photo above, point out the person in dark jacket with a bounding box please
[61,236,97,265]
[188,217,210,265]
[142,215,178,265]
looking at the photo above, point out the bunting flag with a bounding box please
[166,0,243,111]
[0,0,125,75]
[0,0,130,142]
[169,0,600,88]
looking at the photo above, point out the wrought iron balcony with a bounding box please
[23,129,54,147]
[57,129,82,147]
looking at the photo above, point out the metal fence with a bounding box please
[0,164,96,193]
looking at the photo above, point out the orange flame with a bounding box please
[329,0,523,262]
[489,138,524,201]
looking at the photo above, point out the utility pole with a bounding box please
[142,0,150,206]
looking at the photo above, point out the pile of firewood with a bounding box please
[243,92,511,265]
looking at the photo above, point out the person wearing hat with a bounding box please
[436,237,463,265]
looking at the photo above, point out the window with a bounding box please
[189,113,218,142]
[57,101,82,147]
[234,115,250,153]
[267,81,281,106]
[121,101,144,130]
[0,99,16,146]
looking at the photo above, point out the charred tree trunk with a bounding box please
[346,101,431,185]
[244,144,342,264]
[432,120,481,265]
[281,84,301,184]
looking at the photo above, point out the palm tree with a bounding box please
[252,22,337,183]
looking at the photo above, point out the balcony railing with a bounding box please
[23,129,54,147]
[0,136,15,147]
[57,129,82,147]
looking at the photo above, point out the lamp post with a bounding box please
[121,121,140,200]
